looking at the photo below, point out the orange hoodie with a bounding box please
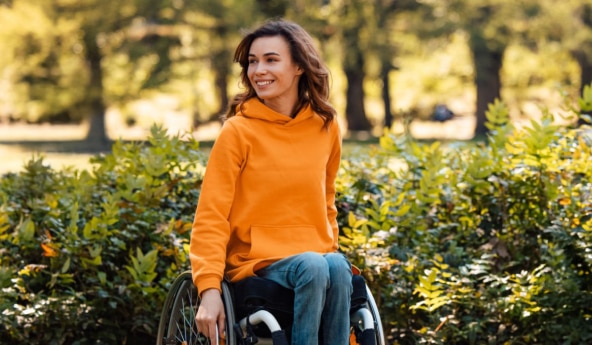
[189,98,342,294]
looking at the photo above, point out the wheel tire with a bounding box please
[349,285,386,345]
[156,271,237,345]
[365,284,386,345]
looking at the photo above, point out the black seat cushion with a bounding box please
[232,276,295,330]
[232,274,369,323]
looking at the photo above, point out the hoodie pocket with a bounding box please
[249,224,324,259]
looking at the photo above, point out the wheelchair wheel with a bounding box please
[349,284,386,345]
[157,271,237,345]
[365,284,386,345]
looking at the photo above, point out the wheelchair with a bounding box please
[157,270,385,345]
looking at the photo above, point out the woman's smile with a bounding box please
[255,80,274,87]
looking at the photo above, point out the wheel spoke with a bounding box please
[172,285,205,345]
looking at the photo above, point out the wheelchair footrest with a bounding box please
[357,328,377,345]
[271,330,289,345]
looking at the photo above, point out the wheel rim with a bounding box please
[164,279,209,344]
[366,285,385,345]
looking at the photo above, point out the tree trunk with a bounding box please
[212,66,229,120]
[342,28,371,132]
[575,3,592,96]
[381,63,393,129]
[572,49,592,126]
[83,30,110,149]
[573,49,592,96]
[344,65,371,131]
[374,0,400,130]
[470,32,504,137]
[210,25,231,121]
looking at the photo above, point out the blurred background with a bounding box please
[0,0,590,172]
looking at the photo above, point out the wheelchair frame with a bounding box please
[157,270,385,345]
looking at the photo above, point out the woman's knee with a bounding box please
[324,253,352,285]
[293,252,330,282]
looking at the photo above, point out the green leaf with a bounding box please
[126,248,159,284]
[17,218,35,243]
[61,257,71,274]
[394,203,411,217]
[97,271,107,285]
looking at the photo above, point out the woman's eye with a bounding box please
[248,59,257,64]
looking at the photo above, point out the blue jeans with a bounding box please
[256,252,353,345]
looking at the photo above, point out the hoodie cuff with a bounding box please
[194,276,222,297]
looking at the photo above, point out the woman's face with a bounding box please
[247,35,303,114]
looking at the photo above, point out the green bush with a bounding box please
[1,89,591,344]
[0,126,205,344]
[338,96,592,344]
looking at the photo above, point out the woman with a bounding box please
[190,19,352,345]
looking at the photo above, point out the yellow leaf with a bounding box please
[434,253,444,263]
[348,212,356,227]
[558,197,571,206]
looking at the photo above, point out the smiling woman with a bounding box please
[189,19,353,345]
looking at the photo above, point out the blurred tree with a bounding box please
[256,0,288,18]
[245,0,377,132]
[0,0,189,146]
[339,0,372,131]
[570,3,592,97]
[371,0,419,129]
[0,0,84,124]
[374,0,398,130]
[529,0,592,109]
[54,0,188,147]
[468,3,507,136]
[2,0,586,141]
[184,0,260,123]
[416,0,536,137]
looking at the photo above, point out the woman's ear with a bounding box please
[296,65,304,75]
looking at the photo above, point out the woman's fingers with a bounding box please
[195,289,226,341]
[218,318,226,341]
[196,309,220,340]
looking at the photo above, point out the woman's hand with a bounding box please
[196,288,226,342]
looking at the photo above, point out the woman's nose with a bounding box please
[254,62,267,74]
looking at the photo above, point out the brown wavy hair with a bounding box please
[225,19,336,128]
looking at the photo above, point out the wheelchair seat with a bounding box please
[232,276,294,337]
[233,274,369,319]
[231,274,372,343]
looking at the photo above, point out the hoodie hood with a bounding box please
[236,98,314,127]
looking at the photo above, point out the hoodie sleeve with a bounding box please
[190,121,243,294]
[325,120,342,250]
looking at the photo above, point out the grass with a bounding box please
[0,114,478,175]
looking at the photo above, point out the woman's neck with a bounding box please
[261,94,299,117]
